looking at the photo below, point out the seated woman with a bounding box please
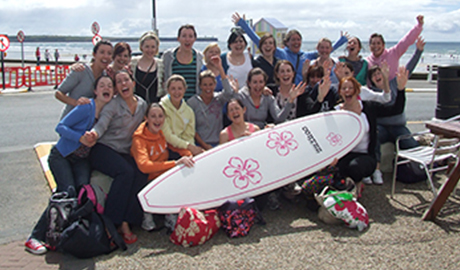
[365,37,425,185]
[88,70,148,245]
[24,75,114,255]
[339,36,368,86]
[160,75,204,156]
[188,57,238,150]
[316,68,409,189]
[131,103,194,231]
[201,43,224,92]
[238,67,303,129]
[220,27,253,87]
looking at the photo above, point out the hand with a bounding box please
[81,131,98,146]
[210,55,222,67]
[340,31,351,41]
[334,62,345,80]
[380,61,389,80]
[262,86,273,96]
[330,158,338,167]
[318,75,331,102]
[231,12,242,25]
[76,97,91,106]
[302,59,311,78]
[416,36,426,51]
[322,58,333,73]
[288,81,306,103]
[70,63,85,72]
[417,15,424,26]
[176,156,195,168]
[229,75,239,93]
[396,66,409,91]
[188,144,204,156]
[264,123,275,129]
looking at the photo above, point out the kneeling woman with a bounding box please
[318,68,408,185]
[25,75,114,255]
[88,70,148,244]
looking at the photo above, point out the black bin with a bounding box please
[436,64,460,120]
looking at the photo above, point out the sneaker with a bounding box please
[362,177,373,185]
[164,214,178,234]
[282,182,302,200]
[25,238,47,255]
[372,170,384,185]
[266,192,280,210]
[141,213,156,231]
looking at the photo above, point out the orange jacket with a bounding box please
[131,121,192,181]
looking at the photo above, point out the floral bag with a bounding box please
[170,207,221,247]
[218,198,265,238]
[315,187,369,231]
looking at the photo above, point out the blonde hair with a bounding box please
[203,42,221,65]
[316,38,332,49]
[139,31,160,52]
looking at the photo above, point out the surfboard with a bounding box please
[138,110,365,214]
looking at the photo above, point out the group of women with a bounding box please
[25,12,425,255]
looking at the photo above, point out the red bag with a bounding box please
[170,208,221,247]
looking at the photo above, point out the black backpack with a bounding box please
[57,185,127,258]
[45,192,78,249]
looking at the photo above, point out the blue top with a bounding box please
[55,99,96,157]
[237,19,348,84]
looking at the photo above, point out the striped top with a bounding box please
[172,50,197,101]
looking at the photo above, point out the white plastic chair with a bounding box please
[391,115,460,198]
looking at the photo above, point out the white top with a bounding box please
[335,101,370,153]
[227,51,252,87]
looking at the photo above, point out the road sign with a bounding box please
[92,34,102,46]
[17,30,25,43]
[0,35,10,52]
[91,22,100,35]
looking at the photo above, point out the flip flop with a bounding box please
[121,231,137,244]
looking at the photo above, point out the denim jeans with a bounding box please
[375,124,419,162]
[89,143,147,226]
[48,146,91,197]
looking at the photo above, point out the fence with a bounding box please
[0,65,70,89]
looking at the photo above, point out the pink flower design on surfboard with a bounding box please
[266,131,298,156]
[326,132,343,146]
[223,157,262,190]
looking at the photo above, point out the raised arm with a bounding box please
[392,15,424,58]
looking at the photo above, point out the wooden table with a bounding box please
[422,120,460,221]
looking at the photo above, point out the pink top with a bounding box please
[226,123,256,141]
[366,24,423,80]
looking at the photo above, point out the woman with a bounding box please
[221,27,253,87]
[106,42,131,79]
[55,40,113,119]
[201,43,224,92]
[252,33,279,88]
[366,37,425,185]
[367,15,423,81]
[339,37,368,86]
[188,56,238,150]
[317,69,408,187]
[162,24,203,101]
[238,67,303,129]
[273,60,306,120]
[25,75,114,255]
[131,103,194,231]
[130,31,165,103]
[233,12,348,84]
[311,38,340,85]
[160,75,204,156]
[88,70,148,245]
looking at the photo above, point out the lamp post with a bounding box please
[152,0,159,36]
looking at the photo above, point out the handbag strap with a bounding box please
[140,59,156,84]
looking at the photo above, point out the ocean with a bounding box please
[4,40,460,72]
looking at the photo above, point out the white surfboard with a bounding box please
[138,110,365,214]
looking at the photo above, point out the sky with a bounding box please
[1,0,460,42]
